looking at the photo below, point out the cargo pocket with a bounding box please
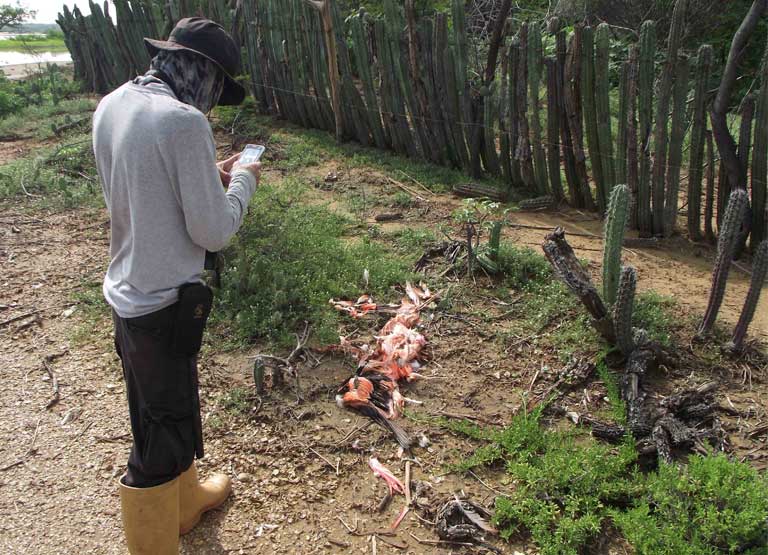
[139,407,197,479]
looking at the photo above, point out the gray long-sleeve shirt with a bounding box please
[93,78,256,318]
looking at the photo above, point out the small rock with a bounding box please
[237,472,253,483]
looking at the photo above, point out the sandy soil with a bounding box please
[0,126,766,555]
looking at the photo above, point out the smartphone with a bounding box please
[239,144,265,165]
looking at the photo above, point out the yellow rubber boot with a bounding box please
[119,477,179,555]
[178,464,232,534]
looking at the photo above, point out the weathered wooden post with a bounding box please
[304,0,342,143]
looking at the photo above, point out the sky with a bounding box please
[27,0,113,24]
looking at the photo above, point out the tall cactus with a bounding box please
[581,26,606,212]
[698,189,750,336]
[637,21,656,236]
[751,49,768,249]
[687,45,714,241]
[663,54,690,237]
[594,23,615,200]
[728,240,768,351]
[613,266,637,356]
[528,21,549,195]
[626,47,640,229]
[603,184,630,307]
[651,0,687,236]
[704,130,717,243]
[616,58,630,188]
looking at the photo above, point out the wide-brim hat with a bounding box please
[144,17,246,106]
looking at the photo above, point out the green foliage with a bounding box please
[595,354,627,424]
[0,67,81,121]
[446,412,767,555]
[217,179,413,347]
[0,96,93,138]
[391,227,436,252]
[391,191,414,209]
[496,243,552,289]
[513,278,599,358]
[613,454,768,554]
[219,387,252,414]
[633,291,676,346]
[0,134,100,208]
[446,409,641,555]
[0,3,35,30]
[0,34,67,50]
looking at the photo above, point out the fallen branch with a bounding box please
[251,322,310,402]
[0,416,42,471]
[0,309,40,328]
[42,357,60,409]
[542,227,615,343]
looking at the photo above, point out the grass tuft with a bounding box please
[216,178,414,347]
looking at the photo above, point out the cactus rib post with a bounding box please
[581,25,606,212]
[614,266,638,356]
[528,21,549,195]
[637,21,656,236]
[728,240,768,351]
[651,0,687,236]
[698,189,750,336]
[688,45,714,241]
[594,24,616,198]
[663,54,690,237]
[603,185,630,307]
[751,49,768,249]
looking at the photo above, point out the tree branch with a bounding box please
[710,0,768,190]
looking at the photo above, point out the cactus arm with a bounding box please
[613,266,638,356]
[728,240,768,350]
[698,189,750,335]
[603,185,630,307]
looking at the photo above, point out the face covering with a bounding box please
[143,49,224,113]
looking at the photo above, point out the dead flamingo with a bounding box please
[368,457,404,496]
[336,376,412,449]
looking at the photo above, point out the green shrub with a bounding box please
[496,243,551,289]
[613,454,768,554]
[0,135,99,207]
[445,413,768,555]
[445,409,641,555]
[633,291,676,346]
[217,179,412,346]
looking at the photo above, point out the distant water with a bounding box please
[0,51,72,66]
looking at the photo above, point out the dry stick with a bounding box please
[336,421,371,445]
[408,532,476,548]
[375,535,407,550]
[505,222,600,238]
[292,440,339,475]
[404,461,412,506]
[431,410,500,426]
[50,421,93,460]
[385,176,427,202]
[42,358,60,409]
[0,310,40,328]
[397,169,434,196]
[0,416,42,471]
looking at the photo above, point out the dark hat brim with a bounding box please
[144,37,245,106]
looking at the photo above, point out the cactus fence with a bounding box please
[59,0,768,248]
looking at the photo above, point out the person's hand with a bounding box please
[217,152,240,173]
[217,152,240,188]
[232,160,261,184]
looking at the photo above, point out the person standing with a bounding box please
[92,18,259,554]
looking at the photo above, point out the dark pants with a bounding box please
[113,304,203,488]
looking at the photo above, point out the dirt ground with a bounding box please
[1,119,766,555]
